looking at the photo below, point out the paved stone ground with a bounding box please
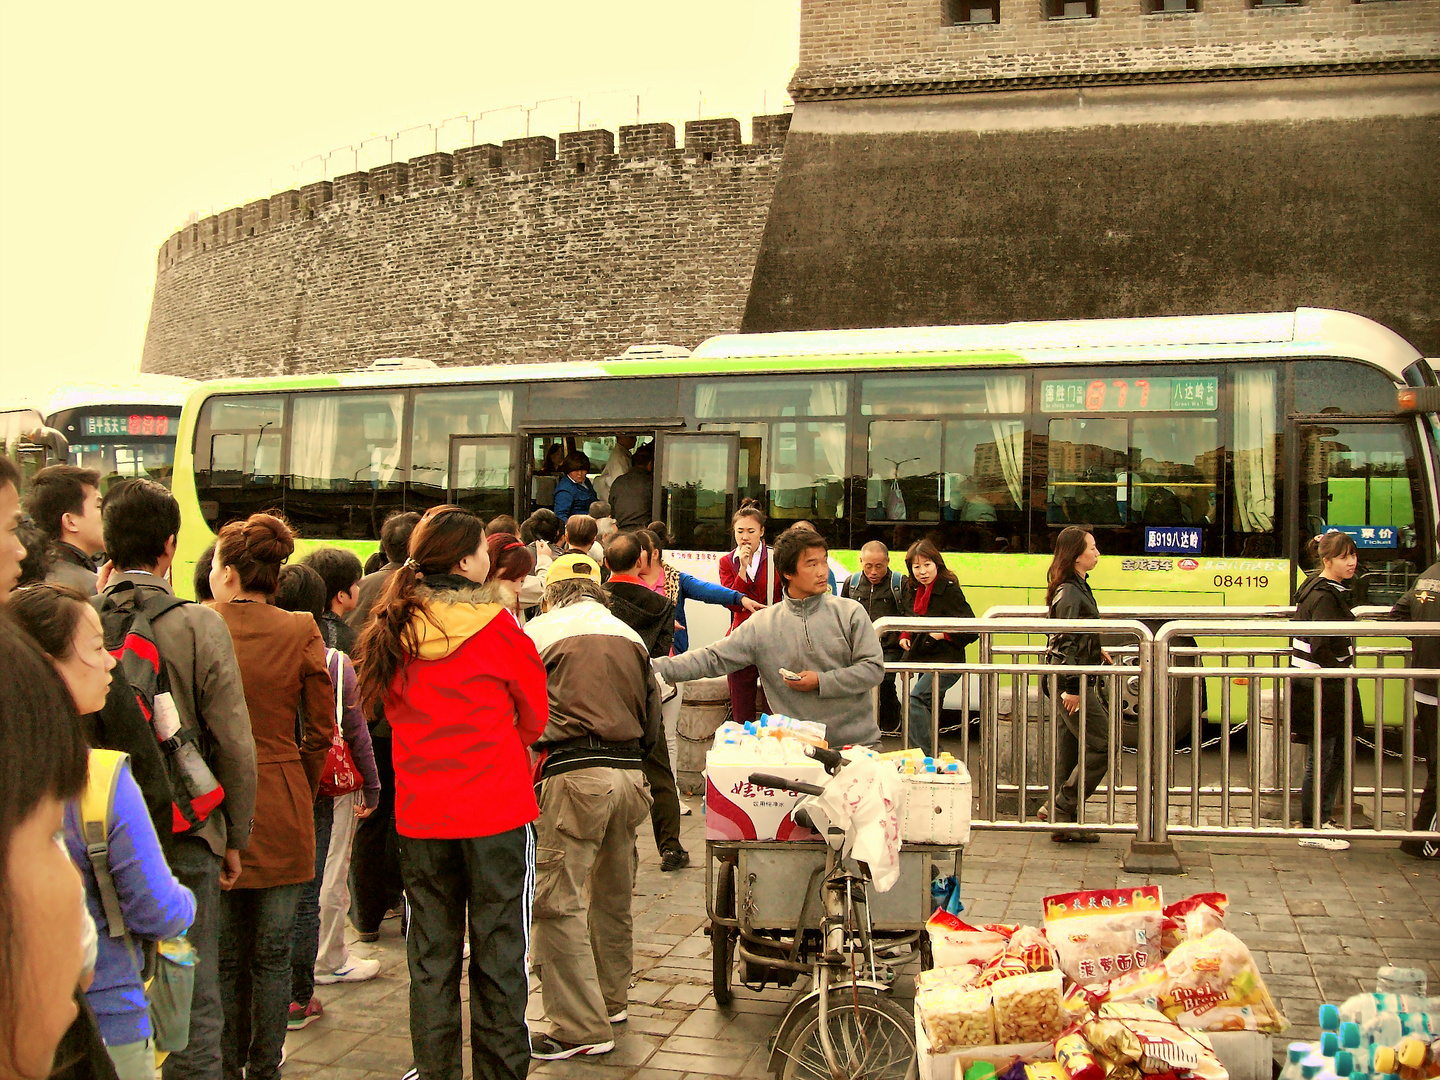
[278,809,1439,1080]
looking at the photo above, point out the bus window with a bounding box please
[1230,367,1278,555]
[695,378,847,419]
[769,422,846,530]
[1047,418,1128,527]
[1131,417,1220,527]
[1295,359,1403,415]
[287,392,404,540]
[867,420,941,522]
[410,388,513,507]
[1298,421,1425,604]
[861,372,1021,416]
[195,395,285,528]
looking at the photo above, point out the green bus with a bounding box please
[169,309,1437,635]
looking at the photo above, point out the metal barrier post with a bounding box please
[1124,634,1182,873]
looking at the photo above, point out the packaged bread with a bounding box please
[992,969,1065,1044]
[929,910,1017,971]
[1160,893,1229,952]
[1154,928,1287,1033]
[1043,888,1164,986]
[1085,1003,1228,1080]
[918,964,984,992]
[917,984,996,1052]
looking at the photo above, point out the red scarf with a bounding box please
[913,580,936,616]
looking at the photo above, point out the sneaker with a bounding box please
[530,1032,614,1060]
[1299,823,1350,851]
[400,1070,419,1080]
[678,799,692,817]
[315,957,382,984]
[608,1009,627,1023]
[660,847,691,872]
[1051,828,1099,844]
[353,928,381,943]
[288,997,323,1030]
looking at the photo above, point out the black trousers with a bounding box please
[350,735,403,934]
[399,826,535,1080]
[644,730,684,856]
[1409,702,1438,851]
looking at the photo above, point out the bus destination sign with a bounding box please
[82,414,171,438]
[1041,376,1218,413]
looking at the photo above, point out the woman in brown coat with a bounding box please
[207,513,333,1080]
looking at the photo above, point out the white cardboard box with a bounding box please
[704,760,825,841]
[916,1015,1273,1080]
[902,766,973,845]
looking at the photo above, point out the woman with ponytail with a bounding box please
[207,512,335,1080]
[354,506,547,1080]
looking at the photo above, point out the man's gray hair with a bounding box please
[544,578,610,611]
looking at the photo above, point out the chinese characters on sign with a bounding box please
[82,414,171,438]
[1144,526,1203,554]
[1325,525,1399,550]
[1040,376,1218,413]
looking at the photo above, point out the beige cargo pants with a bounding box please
[532,766,653,1046]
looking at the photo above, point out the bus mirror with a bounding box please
[1397,387,1440,413]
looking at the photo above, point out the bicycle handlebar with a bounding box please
[746,772,826,796]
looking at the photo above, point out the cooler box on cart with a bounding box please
[900,763,973,846]
[704,759,825,842]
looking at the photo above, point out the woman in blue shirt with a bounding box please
[552,451,598,524]
[9,584,195,1080]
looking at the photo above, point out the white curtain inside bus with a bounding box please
[984,376,1026,508]
[1231,368,1277,532]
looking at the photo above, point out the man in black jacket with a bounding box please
[1391,561,1440,859]
[24,464,105,595]
[603,533,690,871]
[840,541,911,735]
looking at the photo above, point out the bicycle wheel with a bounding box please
[711,859,736,1006]
[774,987,917,1080]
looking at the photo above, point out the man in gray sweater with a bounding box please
[654,526,884,749]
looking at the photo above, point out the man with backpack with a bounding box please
[96,478,256,1080]
[840,541,912,736]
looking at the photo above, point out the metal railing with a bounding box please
[870,614,1439,871]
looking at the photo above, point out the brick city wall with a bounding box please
[793,0,1440,93]
[141,115,790,378]
[742,98,1440,355]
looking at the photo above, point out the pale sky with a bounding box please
[0,0,801,403]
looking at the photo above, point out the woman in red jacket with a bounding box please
[717,500,783,724]
[356,506,548,1080]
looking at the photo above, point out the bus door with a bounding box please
[1293,418,1427,607]
[447,435,516,521]
[659,432,738,551]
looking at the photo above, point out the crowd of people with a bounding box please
[1,452,1437,1080]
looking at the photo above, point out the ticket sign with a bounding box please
[82,414,171,438]
[1326,524,1399,549]
[1144,526,1202,554]
[1041,376,1218,413]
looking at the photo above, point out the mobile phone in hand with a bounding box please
[779,667,801,681]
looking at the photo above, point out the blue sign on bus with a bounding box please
[1144,526,1202,554]
[1325,525,1398,549]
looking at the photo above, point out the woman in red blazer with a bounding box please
[717,500,782,724]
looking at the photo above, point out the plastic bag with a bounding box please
[927,911,1015,971]
[1044,887,1164,986]
[992,969,1066,1044]
[1084,1003,1229,1080]
[916,984,996,1052]
[1161,892,1229,952]
[1156,929,1288,1033]
[802,748,906,891]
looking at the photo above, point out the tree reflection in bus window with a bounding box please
[769,422,846,532]
[1047,419,1128,526]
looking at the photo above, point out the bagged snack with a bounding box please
[1057,1031,1105,1080]
[1027,1065,1069,1080]
[993,969,1066,1044]
[1154,928,1288,1033]
[918,984,996,1053]
[919,965,985,992]
[930,911,1017,971]
[1085,1004,1228,1080]
[1063,983,1096,1027]
[1161,893,1229,952]
[1044,888,1164,986]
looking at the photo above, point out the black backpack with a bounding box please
[94,581,225,835]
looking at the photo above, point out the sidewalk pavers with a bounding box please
[281,812,1438,1080]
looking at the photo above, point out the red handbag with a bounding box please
[319,649,362,797]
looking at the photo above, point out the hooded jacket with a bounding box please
[525,597,662,778]
[653,590,884,748]
[1290,571,1361,744]
[1389,561,1440,705]
[384,576,548,839]
[607,575,675,658]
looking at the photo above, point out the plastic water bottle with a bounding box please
[1336,1050,1356,1080]
[1282,1045,1315,1080]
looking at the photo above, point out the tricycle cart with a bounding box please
[704,751,963,1079]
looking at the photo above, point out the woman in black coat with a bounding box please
[899,539,976,757]
[1291,529,1362,848]
[1043,526,1109,842]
